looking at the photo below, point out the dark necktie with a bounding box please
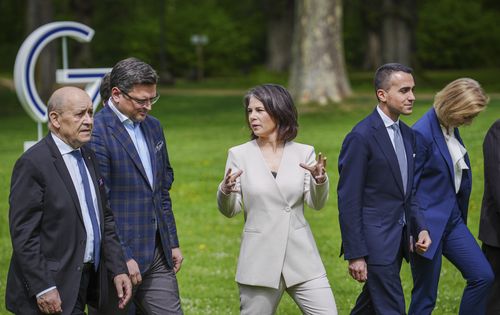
[71,150,101,271]
[391,123,408,194]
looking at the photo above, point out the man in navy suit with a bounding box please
[89,58,183,314]
[338,63,431,314]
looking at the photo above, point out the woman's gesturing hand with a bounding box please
[300,152,327,184]
[221,168,243,194]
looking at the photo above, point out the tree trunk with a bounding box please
[381,0,416,66]
[26,0,55,103]
[361,0,382,70]
[363,31,382,70]
[158,0,175,85]
[289,0,351,105]
[70,0,93,67]
[266,0,294,72]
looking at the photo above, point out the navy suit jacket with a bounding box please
[6,135,127,314]
[413,107,471,259]
[89,105,178,272]
[338,109,426,265]
[479,119,500,248]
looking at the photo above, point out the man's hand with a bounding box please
[415,230,432,255]
[348,257,368,283]
[126,259,142,286]
[113,273,132,309]
[172,247,184,273]
[36,288,62,314]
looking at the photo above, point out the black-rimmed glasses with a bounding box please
[120,89,160,106]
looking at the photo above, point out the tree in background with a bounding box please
[380,0,416,67]
[4,0,500,82]
[417,0,500,69]
[289,0,351,104]
[360,0,382,70]
[26,0,56,103]
[264,0,294,73]
[158,0,175,84]
[69,0,93,67]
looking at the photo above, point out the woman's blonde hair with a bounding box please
[433,78,489,128]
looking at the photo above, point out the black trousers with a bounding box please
[483,244,500,315]
[72,263,96,315]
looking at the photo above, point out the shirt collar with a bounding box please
[440,124,455,140]
[108,101,133,125]
[51,132,78,155]
[376,105,400,128]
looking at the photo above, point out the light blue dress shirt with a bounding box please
[108,102,154,188]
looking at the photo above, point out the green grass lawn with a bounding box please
[0,84,499,314]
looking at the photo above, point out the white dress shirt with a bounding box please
[38,134,101,298]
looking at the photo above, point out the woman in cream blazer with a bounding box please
[217,84,337,315]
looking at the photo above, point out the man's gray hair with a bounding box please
[110,57,159,93]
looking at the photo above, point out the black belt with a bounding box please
[82,263,94,272]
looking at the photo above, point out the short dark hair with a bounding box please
[374,63,413,93]
[244,84,298,142]
[99,72,111,102]
[110,57,158,93]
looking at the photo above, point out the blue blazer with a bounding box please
[412,108,471,259]
[89,105,179,272]
[338,109,426,265]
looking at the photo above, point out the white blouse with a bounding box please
[441,125,469,193]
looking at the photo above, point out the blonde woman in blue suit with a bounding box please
[217,84,337,315]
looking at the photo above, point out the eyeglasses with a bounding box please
[120,89,160,106]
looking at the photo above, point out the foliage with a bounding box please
[82,0,265,76]
[343,0,500,69]
[0,2,25,72]
[3,0,500,75]
[416,0,500,69]
[1,81,499,314]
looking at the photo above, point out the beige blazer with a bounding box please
[217,140,329,289]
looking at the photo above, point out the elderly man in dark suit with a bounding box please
[6,87,131,314]
[338,63,431,315]
[89,57,183,314]
[479,119,500,315]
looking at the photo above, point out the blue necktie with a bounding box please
[391,123,408,194]
[71,150,101,271]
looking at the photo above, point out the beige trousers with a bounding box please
[238,274,337,315]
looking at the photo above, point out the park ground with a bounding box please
[0,71,499,314]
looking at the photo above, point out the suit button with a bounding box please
[285,206,291,212]
[77,266,82,271]
[151,218,156,223]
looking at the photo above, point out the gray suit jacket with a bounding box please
[217,140,329,289]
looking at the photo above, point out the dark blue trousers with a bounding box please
[409,209,494,315]
[351,232,406,315]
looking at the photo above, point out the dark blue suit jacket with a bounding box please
[89,105,178,272]
[413,107,471,259]
[338,109,426,265]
